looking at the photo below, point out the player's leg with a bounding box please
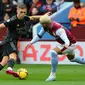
[69,51,85,64]
[46,47,61,81]
[0,56,8,71]
[6,52,19,77]
[5,41,17,71]
[0,44,7,71]
[7,52,17,70]
[5,41,19,77]
[63,45,85,64]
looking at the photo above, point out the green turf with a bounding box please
[0,64,85,85]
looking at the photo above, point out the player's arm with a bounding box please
[30,28,45,45]
[27,12,52,21]
[29,16,41,20]
[0,23,6,30]
[0,18,13,30]
[24,15,41,21]
[56,28,70,48]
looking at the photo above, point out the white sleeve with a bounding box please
[38,27,46,37]
[56,28,70,47]
[30,28,45,44]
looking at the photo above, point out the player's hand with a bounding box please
[28,43,32,47]
[45,12,52,16]
[24,15,30,21]
[64,44,69,49]
[64,44,76,51]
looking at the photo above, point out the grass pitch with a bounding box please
[0,64,85,85]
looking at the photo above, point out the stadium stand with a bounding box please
[71,25,85,41]
[33,1,73,40]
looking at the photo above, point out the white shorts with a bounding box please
[56,42,76,55]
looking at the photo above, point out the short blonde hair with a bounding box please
[39,15,51,24]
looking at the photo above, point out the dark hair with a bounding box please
[33,6,39,10]
[73,0,80,3]
[17,3,27,9]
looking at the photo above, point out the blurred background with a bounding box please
[0,0,85,64]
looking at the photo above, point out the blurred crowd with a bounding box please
[0,0,58,39]
[0,0,85,39]
[0,0,57,22]
[68,0,85,27]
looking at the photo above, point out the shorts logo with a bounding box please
[7,19,10,22]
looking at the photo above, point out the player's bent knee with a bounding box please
[67,54,75,61]
[50,50,57,58]
[9,52,17,61]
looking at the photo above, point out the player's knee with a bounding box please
[67,54,75,61]
[9,52,17,61]
[50,50,58,58]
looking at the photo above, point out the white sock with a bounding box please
[49,72,56,77]
[71,56,85,64]
[50,50,58,73]
[7,67,13,70]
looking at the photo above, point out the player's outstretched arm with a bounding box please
[27,35,40,48]
[29,12,52,20]
[24,15,41,21]
[0,23,6,30]
[29,15,41,20]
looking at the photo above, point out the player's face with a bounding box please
[41,23,52,30]
[17,8,27,19]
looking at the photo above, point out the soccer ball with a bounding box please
[17,68,28,80]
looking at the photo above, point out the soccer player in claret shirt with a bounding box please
[28,15,85,81]
[0,3,50,78]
